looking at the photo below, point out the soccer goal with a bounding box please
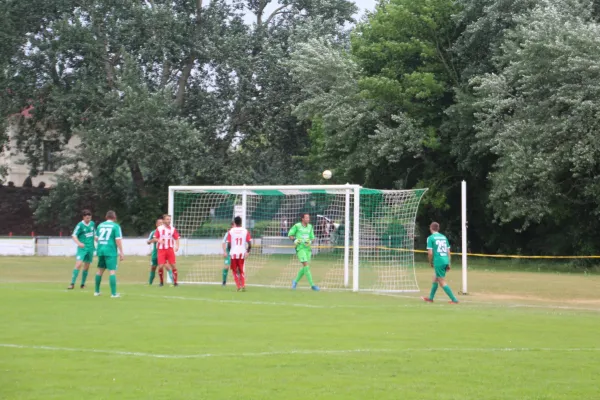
[169,185,427,292]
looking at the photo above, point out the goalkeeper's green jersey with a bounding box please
[426,232,450,268]
[72,221,96,250]
[288,222,315,250]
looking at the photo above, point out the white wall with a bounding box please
[0,237,247,256]
[0,238,36,256]
[0,237,330,257]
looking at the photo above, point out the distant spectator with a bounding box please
[23,176,33,187]
[7,181,14,187]
[37,181,46,189]
[280,218,288,237]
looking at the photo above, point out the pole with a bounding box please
[344,185,350,288]
[167,187,175,284]
[168,187,175,220]
[352,186,360,292]
[461,180,468,295]
[241,185,248,229]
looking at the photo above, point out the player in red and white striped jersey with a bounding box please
[226,216,252,291]
[154,214,180,286]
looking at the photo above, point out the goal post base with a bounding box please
[177,282,421,293]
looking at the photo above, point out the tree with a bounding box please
[1,0,355,233]
[471,0,600,253]
[1,1,224,232]
[222,3,358,185]
[290,0,462,232]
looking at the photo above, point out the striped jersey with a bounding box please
[226,227,251,259]
[154,225,180,250]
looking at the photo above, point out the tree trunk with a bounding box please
[160,59,171,89]
[127,159,147,197]
[175,56,194,108]
[175,0,203,108]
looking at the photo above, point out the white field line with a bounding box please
[138,294,327,308]
[0,280,150,285]
[0,287,390,309]
[136,293,421,310]
[1,343,599,360]
[1,284,599,313]
[371,292,600,312]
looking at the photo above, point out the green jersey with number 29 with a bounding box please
[427,232,450,268]
[96,220,123,257]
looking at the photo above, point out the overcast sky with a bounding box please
[353,0,377,16]
[245,0,377,24]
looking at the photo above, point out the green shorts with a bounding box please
[76,248,94,264]
[296,248,312,264]
[224,254,231,266]
[98,255,118,271]
[151,256,158,267]
[434,264,449,278]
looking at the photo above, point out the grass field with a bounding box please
[1,256,599,399]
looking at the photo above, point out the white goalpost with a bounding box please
[168,184,427,292]
[461,180,468,295]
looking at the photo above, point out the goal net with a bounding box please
[169,185,427,292]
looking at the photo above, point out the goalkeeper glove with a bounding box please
[304,239,312,246]
[294,239,301,246]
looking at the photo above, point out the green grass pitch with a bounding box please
[0,256,599,399]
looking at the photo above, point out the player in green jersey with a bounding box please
[67,209,96,290]
[422,222,459,304]
[94,210,124,298]
[288,213,319,291]
[221,221,235,286]
[147,217,163,285]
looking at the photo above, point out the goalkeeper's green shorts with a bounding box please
[296,248,311,264]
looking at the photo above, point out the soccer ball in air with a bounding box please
[322,170,332,180]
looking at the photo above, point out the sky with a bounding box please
[353,0,377,16]
[246,0,378,25]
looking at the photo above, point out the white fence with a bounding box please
[0,236,329,257]
[0,237,248,257]
[0,238,36,256]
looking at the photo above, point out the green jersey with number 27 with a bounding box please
[96,220,123,257]
[427,232,450,268]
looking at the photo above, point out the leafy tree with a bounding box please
[472,0,600,253]
[1,1,225,232]
[1,0,355,233]
[290,0,462,237]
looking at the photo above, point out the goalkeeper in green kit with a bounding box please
[288,213,319,291]
[422,222,459,304]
